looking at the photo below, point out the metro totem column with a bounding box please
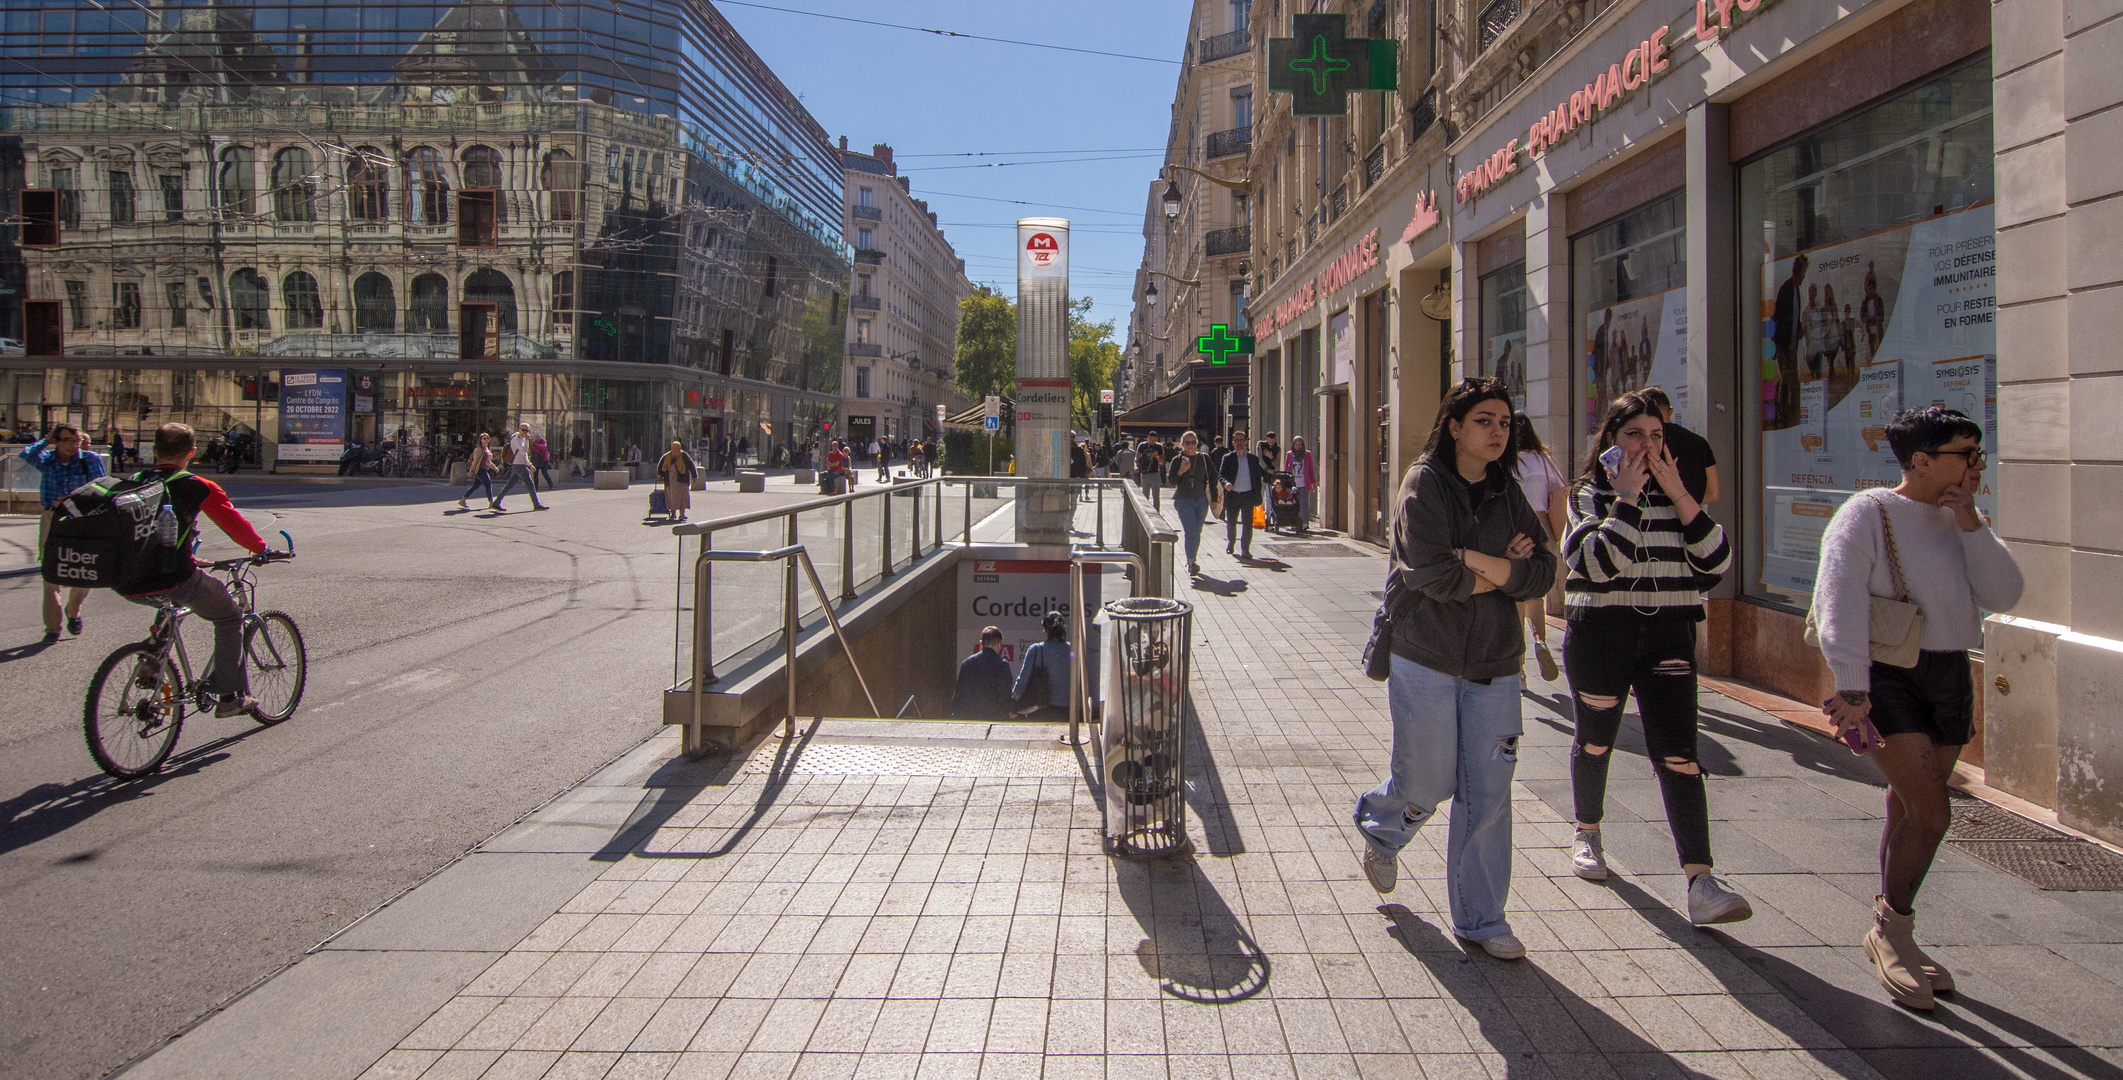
[1016,218,1073,545]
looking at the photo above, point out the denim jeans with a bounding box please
[494,463,545,508]
[1354,653,1524,941]
[463,471,494,503]
[1173,496,1209,565]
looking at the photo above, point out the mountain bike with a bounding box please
[82,540,305,779]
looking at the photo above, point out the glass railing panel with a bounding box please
[892,487,919,571]
[700,517,789,673]
[795,504,842,620]
[849,492,883,593]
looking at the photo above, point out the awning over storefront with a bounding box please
[1116,388,1191,433]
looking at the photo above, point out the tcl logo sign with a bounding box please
[1026,233,1058,267]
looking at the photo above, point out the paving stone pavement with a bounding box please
[159,528,2123,1080]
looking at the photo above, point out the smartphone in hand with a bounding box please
[1599,444,1625,476]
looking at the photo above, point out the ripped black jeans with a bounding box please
[1563,614,1712,868]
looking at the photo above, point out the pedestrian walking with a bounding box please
[1813,406,2022,1011]
[109,427,127,467]
[492,423,548,511]
[569,434,587,479]
[1166,430,1219,577]
[1137,432,1166,511]
[951,626,1014,720]
[1112,440,1137,492]
[1259,431,1282,483]
[1009,611,1072,719]
[531,433,556,490]
[459,432,499,509]
[21,423,105,642]
[1640,387,1718,505]
[1560,391,1751,927]
[1511,412,1568,681]
[1353,378,1556,961]
[656,440,696,522]
[1283,437,1317,530]
[1219,428,1265,560]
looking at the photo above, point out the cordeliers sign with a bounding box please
[1260,229,1381,336]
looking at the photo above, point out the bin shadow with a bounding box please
[1114,853,1270,1004]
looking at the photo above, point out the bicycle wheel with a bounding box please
[243,611,307,725]
[84,644,185,779]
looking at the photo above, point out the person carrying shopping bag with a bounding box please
[1352,379,1555,962]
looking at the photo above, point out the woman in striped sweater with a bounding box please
[1562,391,1752,926]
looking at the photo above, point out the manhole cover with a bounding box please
[1948,840,2123,890]
[1263,543,1367,558]
[744,740,1082,778]
[1948,798,2065,842]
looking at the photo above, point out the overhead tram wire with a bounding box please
[714,1,1180,65]
[904,154,1164,172]
[895,148,1165,158]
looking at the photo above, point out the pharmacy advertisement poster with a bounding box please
[1756,204,1996,595]
[1583,285,1689,450]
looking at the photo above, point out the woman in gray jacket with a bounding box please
[1354,378,1556,961]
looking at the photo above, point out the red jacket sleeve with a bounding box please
[197,479,269,553]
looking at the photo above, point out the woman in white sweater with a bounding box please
[1813,406,2023,1012]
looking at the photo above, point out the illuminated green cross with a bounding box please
[1196,324,1255,364]
[1290,36,1351,95]
[1267,13,1398,118]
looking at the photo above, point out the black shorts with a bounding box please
[1868,650,1974,746]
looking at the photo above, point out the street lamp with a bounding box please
[1161,179,1182,220]
[1145,279,1158,306]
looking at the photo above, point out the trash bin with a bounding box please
[1099,596,1194,857]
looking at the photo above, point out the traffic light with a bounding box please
[242,377,260,401]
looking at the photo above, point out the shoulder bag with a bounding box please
[1804,493,1924,669]
[1361,570,1407,682]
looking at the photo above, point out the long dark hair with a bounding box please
[1421,377,1519,484]
[1578,390,1662,487]
[1512,410,1548,457]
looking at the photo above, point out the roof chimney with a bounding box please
[872,143,894,174]
[838,135,847,151]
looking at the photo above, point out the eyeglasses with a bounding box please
[1925,448,1987,470]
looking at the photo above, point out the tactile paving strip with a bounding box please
[744,739,1084,778]
[1947,840,2123,891]
[1263,543,1367,558]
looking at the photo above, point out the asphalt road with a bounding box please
[0,476,818,1080]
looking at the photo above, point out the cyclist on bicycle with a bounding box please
[120,423,270,717]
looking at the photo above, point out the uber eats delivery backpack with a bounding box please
[41,469,197,591]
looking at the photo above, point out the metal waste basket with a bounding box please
[1099,596,1194,857]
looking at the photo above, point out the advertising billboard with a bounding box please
[276,369,350,463]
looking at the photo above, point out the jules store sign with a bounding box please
[1455,0,1786,204]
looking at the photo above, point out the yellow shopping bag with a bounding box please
[1252,504,1266,529]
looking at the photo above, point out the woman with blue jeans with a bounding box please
[1355,379,1556,960]
[1165,430,1219,576]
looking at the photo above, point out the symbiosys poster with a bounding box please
[1757,204,1997,595]
[1583,286,1688,449]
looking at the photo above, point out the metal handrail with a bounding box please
[671,475,945,537]
[689,543,880,747]
[1067,551,1146,747]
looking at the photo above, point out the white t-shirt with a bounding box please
[508,432,531,466]
[1514,451,1564,514]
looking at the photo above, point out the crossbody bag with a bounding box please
[1804,493,1925,669]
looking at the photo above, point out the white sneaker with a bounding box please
[1465,932,1527,961]
[1360,846,1398,894]
[1571,828,1609,881]
[1687,873,1754,925]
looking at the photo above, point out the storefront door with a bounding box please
[1328,394,1348,534]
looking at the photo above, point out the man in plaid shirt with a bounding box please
[21,423,106,642]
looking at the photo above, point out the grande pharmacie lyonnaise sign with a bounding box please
[1456,0,1783,204]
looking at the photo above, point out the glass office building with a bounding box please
[0,0,848,468]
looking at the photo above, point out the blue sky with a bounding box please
[715,0,1194,337]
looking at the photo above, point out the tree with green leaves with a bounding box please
[953,285,1016,405]
[1067,296,1121,434]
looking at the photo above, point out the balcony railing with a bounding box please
[850,294,880,311]
[1331,184,1349,220]
[1407,87,1439,141]
[849,341,883,357]
[1204,226,1250,257]
[1199,28,1250,63]
[855,248,885,264]
[1205,126,1250,160]
[1364,145,1386,189]
[852,205,881,221]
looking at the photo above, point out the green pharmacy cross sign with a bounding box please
[1268,13,1397,118]
[1196,324,1255,364]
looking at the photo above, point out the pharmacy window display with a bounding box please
[1738,57,1994,602]
[1573,191,1686,451]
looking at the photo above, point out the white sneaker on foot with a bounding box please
[1464,932,1527,960]
[1360,846,1398,894]
[1571,828,1609,881]
[1687,872,1754,925]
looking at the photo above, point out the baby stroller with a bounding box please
[1269,471,1304,533]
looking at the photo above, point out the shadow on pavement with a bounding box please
[1181,695,1245,857]
[1604,875,2123,1080]
[596,720,814,862]
[0,727,269,856]
[1115,854,1271,1004]
[1379,902,1704,1077]
[0,637,61,664]
[1188,576,1248,596]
